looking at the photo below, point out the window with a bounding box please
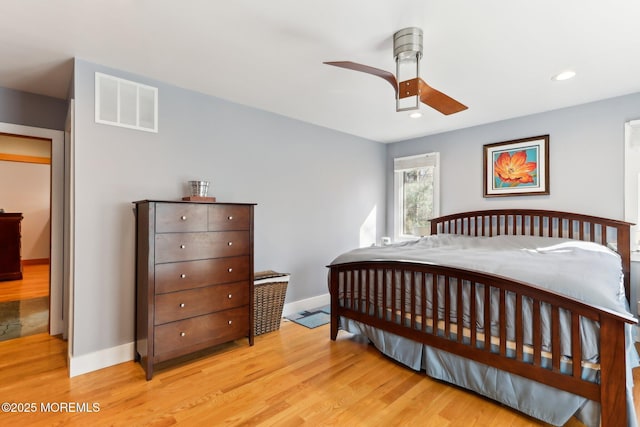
[394,152,440,240]
[624,119,640,252]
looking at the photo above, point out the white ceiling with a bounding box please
[2,1,640,143]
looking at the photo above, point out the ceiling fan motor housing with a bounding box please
[394,27,423,111]
[393,27,423,60]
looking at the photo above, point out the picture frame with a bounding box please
[483,135,549,197]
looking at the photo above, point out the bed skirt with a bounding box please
[340,316,637,427]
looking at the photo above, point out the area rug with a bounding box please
[0,297,49,341]
[286,305,330,329]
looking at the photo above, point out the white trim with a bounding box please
[64,99,75,358]
[624,119,640,251]
[65,294,330,377]
[282,293,330,317]
[69,342,135,377]
[393,152,440,241]
[394,152,439,170]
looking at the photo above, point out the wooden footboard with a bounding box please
[329,261,635,426]
[329,209,636,427]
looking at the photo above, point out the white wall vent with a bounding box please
[95,72,158,133]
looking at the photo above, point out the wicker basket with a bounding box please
[254,270,289,335]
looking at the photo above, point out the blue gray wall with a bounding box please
[2,60,640,363]
[387,93,640,225]
[0,87,67,130]
[72,59,386,356]
[387,93,640,315]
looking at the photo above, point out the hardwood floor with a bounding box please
[2,320,638,426]
[0,263,49,303]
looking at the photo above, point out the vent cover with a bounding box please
[95,72,158,132]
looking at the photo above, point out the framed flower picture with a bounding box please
[483,135,549,197]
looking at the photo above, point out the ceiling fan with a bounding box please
[324,27,467,115]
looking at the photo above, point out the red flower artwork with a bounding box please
[493,151,537,185]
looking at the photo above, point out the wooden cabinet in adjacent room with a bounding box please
[0,213,23,281]
[134,200,255,380]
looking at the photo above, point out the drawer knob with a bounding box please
[227,268,233,273]
[180,273,186,279]
[227,241,233,246]
[228,320,232,325]
[180,303,185,308]
[180,244,186,249]
[180,332,186,337]
[228,216,233,220]
[228,293,232,299]
[181,215,187,221]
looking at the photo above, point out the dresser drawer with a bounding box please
[208,205,251,231]
[154,307,249,358]
[155,282,250,325]
[155,231,250,263]
[156,203,207,233]
[155,256,250,294]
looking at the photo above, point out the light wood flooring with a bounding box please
[0,263,49,303]
[0,267,638,425]
[1,320,639,426]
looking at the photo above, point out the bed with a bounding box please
[328,209,638,427]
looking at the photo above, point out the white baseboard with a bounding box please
[67,293,331,377]
[69,342,135,378]
[282,292,330,317]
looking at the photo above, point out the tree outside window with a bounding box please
[402,167,434,236]
[394,153,439,240]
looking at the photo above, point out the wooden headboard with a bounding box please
[431,209,632,300]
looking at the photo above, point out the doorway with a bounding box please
[0,123,65,342]
[0,134,51,340]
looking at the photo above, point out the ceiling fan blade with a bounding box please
[323,61,398,97]
[418,79,468,115]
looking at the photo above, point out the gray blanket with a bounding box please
[332,234,628,315]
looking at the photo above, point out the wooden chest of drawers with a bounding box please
[0,213,23,281]
[134,200,255,380]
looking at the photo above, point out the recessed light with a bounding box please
[552,70,576,81]
[409,111,422,119]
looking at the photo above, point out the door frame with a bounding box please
[0,122,65,336]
